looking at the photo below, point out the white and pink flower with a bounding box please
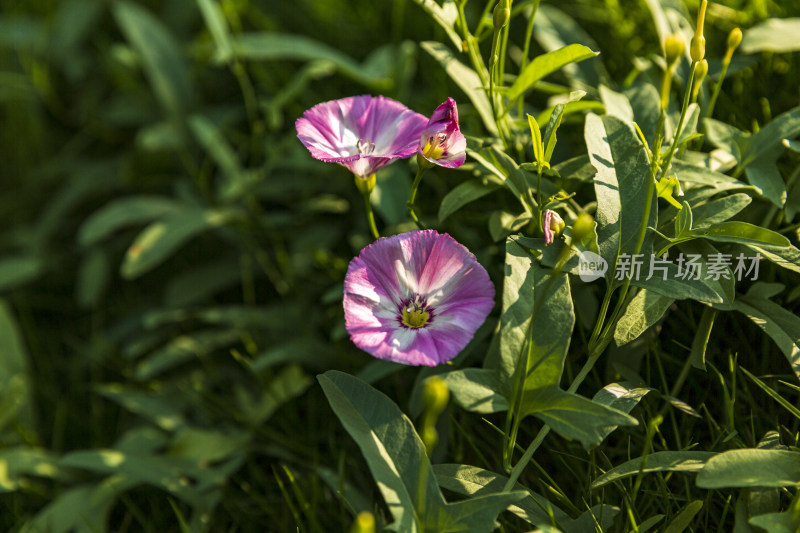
[343,230,494,366]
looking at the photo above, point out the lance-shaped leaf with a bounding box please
[697,449,800,488]
[614,290,673,346]
[112,1,193,119]
[435,369,508,414]
[505,44,598,102]
[732,293,800,381]
[590,382,653,446]
[318,371,526,532]
[585,113,656,270]
[593,451,716,488]
[520,386,638,447]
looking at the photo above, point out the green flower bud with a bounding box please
[423,377,450,416]
[690,35,705,62]
[349,511,376,533]
[691,0,708,62]
[727,27,743,51]
[571,213,595,242]
[695,59,709,83]
[493,0,510,30]
[664,33,685,65]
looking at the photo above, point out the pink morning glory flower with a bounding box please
[343,230,494,366]
[543,209,565,246]
[417,97,467,169]
[295,95,428,178]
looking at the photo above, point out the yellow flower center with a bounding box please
[402,306,430,328]
[422,133,447,160]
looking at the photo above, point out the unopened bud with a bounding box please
[664,33,685,65]
[727,28,743,51]
[692,59,708,99]
[423,377,449,416]
[349,511,375,533]
[571,213,595,242]
[690,35,705,62]
[493,0,510,29]
[691,0,708,62]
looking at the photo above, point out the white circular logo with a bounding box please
[577,250,608,282]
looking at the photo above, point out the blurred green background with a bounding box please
[1,0,800,531]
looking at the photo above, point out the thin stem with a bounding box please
[705,56,731,119]
[362,190,380,240]
[661,62,698,178]
[408,167,427,230]
[517,0,541,119]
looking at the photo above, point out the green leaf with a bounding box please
[78,195,182,246]
[121,207,239,279]
[507,44,598,102]
[318,370,434,531]
[591,382,652,445]
[599,85,634,124]
[230,32,392,89]
[585,113,655,267]
[0,301,35,436]
[692,193,751,228]
[592,451,716,488]
[528,113,545,166]
[689,307,716,370]
[0,254,42,292]
[112,1,193,118]
[533,5,606,88]
[697,449,800,488]
[436,369,508,414]
[675,200,693,236]
[663,500,704,533]
[740,367,800,422]
[409,0,461,50]
[520,386,638,446]
[319,371,526,532]
[745,156,787,207]
[491,239,574,393]
[188,114,246,196]
[614,289,673,346]
[432,464,572,528]
[688,221,790,247]
[743,106,800,167]
[438,178,501,222]
[20,481,124,533]
[671,160,754,192]
[421,41,497,135]
[134,329,240,380]
[741,18,800,53]
[0,447,63,492]
[195,0,233,63]
[732,294,800,381]
[745,242,800,275]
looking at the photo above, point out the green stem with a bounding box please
[408,167,427,230]
[661,62,698,178]
[517,0,541,119]
[362,190,380,240]
[705,57,731,119]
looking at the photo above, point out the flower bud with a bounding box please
[571,213,595,242]
[727,27,743,51]
[423,377,450,416]
[690,0,708,62]
[664,33,685,65]
[493,0,510,30]
[690,36,705,62]
[692,59,708,99]
[349,511,375,533]
[542,210,565,246]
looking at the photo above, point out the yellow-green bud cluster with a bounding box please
[571,213,595,242]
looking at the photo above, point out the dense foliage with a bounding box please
[2,0,800,531]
